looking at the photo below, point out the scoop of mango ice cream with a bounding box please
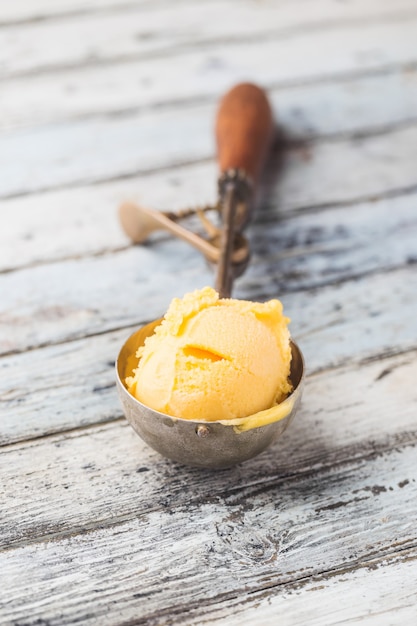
[126,287,292,421]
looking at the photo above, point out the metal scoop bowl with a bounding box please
[116,318,304,469]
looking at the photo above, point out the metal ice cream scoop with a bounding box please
[116,83,305,468]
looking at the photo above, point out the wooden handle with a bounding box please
[215,83,274,182]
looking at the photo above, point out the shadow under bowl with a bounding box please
[116,319,304,469]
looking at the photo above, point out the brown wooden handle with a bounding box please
[215,83,274,182]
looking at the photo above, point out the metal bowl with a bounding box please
[116,319,304,469]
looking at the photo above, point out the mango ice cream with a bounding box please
[126,287,292,421]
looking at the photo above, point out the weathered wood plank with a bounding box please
[1,0,414,27]
[0,161,214,272]
[1,348,416,546]
[1,191,417,441]
[2,59,417,138]
[0,104,215,199]
[2,97,417,200]
[290,267,417,373]
[272,125,417,216]
[250,190,417,292]
[1,1,415,78]
[1,2,416,624]
[183,547,417,626]
[0,442,415,625]
[0,242,212,355]
[0,330,123,445]
[1,211,416,356]
[2,138,417,276]
[3,122,417,272]
[0,260,415,443]
[0,0,152,26]
[1,262,415,443]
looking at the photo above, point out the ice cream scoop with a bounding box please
[116,83,305,467]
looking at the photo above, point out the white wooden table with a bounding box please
[1,1,417,624]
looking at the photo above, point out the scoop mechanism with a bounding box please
[116,83,305,468]
[119,83,274,297]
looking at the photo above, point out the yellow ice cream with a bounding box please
[126,287,292,422]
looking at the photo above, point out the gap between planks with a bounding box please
[1,203,416,357]
[1,348,416,549]
[2,255,417,368]
[1,2,417,80]
[2,433,416,554]
[3,114,417,202]
[2,112,417,277]
[2,11,417,133]
[0,0,171,28]
[2,178,417,277]
[1,311,416,446]
[1,443,416,624]
[0,0,415,30]
[0,261,414,359]
[140,544,417,626]
[5,62,417,136]
[3,59,417,134]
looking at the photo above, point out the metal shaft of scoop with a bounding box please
[215,183,238,298]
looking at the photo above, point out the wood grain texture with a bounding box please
[183,547,417,626]
[1,349,416,549]
[1,0,415,26]
[1,192,417,441]
[0,128,417,271]
[2,2,417,623]
[1,269,416,443]
[1,235,416,356]
[0,0,152,25]
[1,443,415,625]
[1,0,416,78]
[0,162,217,273]
[2,50,417,133]
[2,104,417,201]
[248,190,417,292]
[0,329,124,445]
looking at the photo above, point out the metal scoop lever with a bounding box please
[119,200,250,268]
